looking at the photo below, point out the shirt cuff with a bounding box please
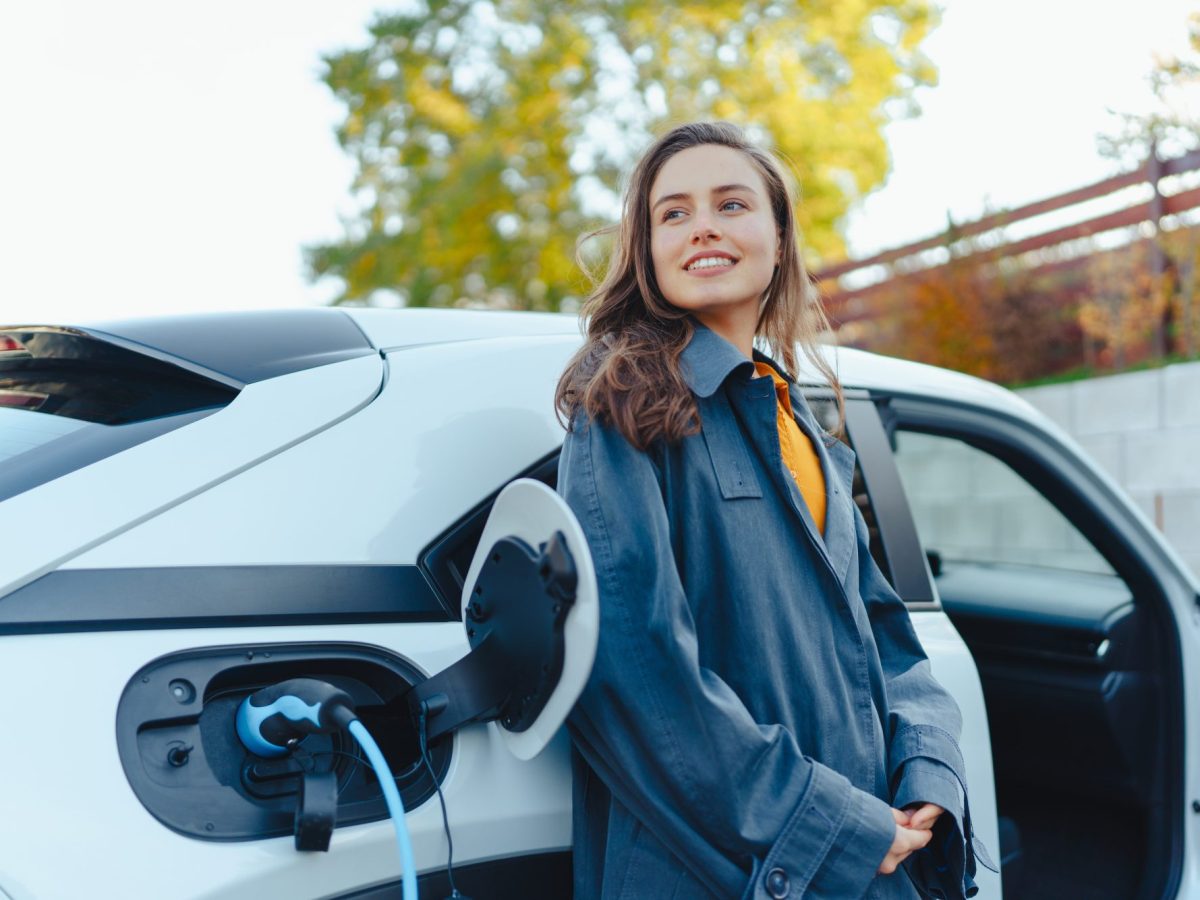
[893,756,997,899]
[893,756,964,817]
[744,763,896,899]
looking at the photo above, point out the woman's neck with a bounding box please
[692,307,757,359]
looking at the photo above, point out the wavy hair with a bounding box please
[555,121,843,450]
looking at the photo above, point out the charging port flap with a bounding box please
[404,478,598,760]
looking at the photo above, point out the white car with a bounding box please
[0,307,1194,900]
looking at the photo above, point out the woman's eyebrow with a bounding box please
[651,183,759,212]
[711,182,757,196]
[651,191,690,213]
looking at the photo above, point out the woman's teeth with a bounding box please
[687,257,735,271]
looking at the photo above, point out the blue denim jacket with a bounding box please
[557,323,993,899]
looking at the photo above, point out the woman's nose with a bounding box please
[690,214,721,242]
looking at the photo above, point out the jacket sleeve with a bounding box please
[558,416,898,900]
[851,501,998,899]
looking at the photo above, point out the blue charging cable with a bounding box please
[348,718,418,900]
[235,678,418,900]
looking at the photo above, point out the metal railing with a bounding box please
[814,147,1200,356]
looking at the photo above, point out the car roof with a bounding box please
[343,308,1040,424]
[2,307,581,386]
[7,306,1043,423]
[367,308,1049,427]
[347,306,582,346]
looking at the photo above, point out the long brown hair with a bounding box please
[555,121,843,450]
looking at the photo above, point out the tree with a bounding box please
[1098,11,1200,166]
[1097,11,1200,359]
[861,244,1087,385]
[309,0,939,309]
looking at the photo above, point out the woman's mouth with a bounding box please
[685,256,737,272]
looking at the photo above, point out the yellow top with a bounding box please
[753,362,826,535]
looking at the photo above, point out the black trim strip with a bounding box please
[843,398,938,605]
[0,565,450,634]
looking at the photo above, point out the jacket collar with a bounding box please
[678,320,804,413]
[679,320,757,398]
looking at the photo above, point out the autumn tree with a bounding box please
[857,244,1086,384]
[309,0,939,309]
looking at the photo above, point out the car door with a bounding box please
[874,391,1200,900]
[826,390,1003,899]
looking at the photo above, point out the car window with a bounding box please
[0,405,88,462]
[0,328,237,501]
[893,429,1115,577]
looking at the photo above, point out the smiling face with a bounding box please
[648,143,780,353]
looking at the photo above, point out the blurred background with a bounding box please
[2,0,1198,387]
[4,0,1200,570]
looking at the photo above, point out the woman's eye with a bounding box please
[662,209,686,221]
[721,199,747,212]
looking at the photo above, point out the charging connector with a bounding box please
[235,678,419,900]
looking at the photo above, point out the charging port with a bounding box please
[117,642,449,841]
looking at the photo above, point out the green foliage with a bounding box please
[309,0,939,309]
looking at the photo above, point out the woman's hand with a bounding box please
[903,802,945,831]
[878,807,933,875]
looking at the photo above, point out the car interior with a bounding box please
[886,422,1182,900]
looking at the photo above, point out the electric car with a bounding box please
[0,307,1196,900]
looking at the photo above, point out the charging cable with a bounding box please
[418,697,467,898]
[347,719,418,900]
[235,678,418,900]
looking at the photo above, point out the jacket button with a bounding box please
[765,867,790,898]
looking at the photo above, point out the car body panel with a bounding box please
[0,354,383,597]
[0,333,592,899]
[66,336,574,569]
[0,623,571,900]
[911,611,1001,898]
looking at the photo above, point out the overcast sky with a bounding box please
[0,1,1195,323]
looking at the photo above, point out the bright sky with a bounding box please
[0,1,1195,324]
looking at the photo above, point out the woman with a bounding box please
[554,122,991,899]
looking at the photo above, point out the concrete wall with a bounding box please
[893,430,1117,577]
[1017,360,1200,580]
